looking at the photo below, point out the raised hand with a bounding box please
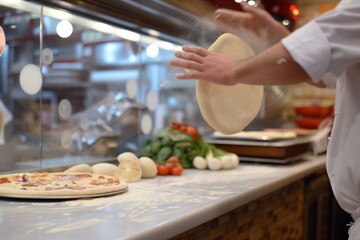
[169,45,239,85]
[214,3,290,45]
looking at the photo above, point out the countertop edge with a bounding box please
[127,155,326,240]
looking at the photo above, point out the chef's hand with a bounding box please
[214,3,290,45]
[169,45,239,85]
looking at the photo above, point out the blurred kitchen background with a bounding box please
[0,0,337,173]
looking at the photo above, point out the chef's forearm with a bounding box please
[231,42,313,86]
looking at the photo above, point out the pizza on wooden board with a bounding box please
[0,172,127,198]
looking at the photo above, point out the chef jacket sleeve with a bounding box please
[281,0,360,83]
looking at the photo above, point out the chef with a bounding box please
[170,0,360,238]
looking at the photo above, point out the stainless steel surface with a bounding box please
[69,92,147,152]
[205,135,313,147]
[93,42,138,67]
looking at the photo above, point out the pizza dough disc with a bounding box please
[196,33,263,134]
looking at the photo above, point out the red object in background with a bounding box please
[294,105,334,129]
[203,0,244,11]
[295,118,324,129]
[262,0,299,21]
[295,105,334,118]
[204,0,299,30]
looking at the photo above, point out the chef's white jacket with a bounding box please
[282,0,360,221]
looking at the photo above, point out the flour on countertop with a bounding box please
[47,218,101,233]
[12,165,279,229]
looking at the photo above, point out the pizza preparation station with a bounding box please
[0,155,327,240]
[0,1,344,240]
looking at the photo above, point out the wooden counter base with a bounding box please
[171,181,304,240]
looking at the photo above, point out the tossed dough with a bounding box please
[64,164,93,173]
[91,163,118,176]
[196,33,263,134]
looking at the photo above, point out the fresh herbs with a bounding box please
[142,123,229,168]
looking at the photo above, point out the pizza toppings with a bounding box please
[0,178,10,184]
[90,179,108,185]
[0,172,128,198]
[56,173,92,181]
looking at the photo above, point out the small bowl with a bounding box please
[295,105,333,118]
[295,117,324,129]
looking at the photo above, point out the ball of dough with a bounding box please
[139,157,157,178]
[115,152,142,182]
[193,156,207,170]
[91,163,118,176]
[117,152,138,164]
[64,164,92,173]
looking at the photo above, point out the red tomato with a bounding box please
[179,125,187,132]
[186,126,198,137]
[167,156,180,164]
[158,165,169,176]
[171,164,183,176]
[170,122,180,130]
[165,162,174,173]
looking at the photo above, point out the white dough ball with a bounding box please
[219,156,234,169]
[116,152,142,182]
[207,157,222,170]
[117,152,138,163]
[91,163,118,176]
[139,157,157,178]
[64,163,92,173]
[193,156,207,169]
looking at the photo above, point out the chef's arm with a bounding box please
[211,5,332,88]
[235,42,336,89]
[230,42,319,86]
[171,42,333,88]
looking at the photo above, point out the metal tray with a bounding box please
[205,136,312,160]
[239,153,310,164]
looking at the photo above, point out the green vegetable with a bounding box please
[141,128,230,168]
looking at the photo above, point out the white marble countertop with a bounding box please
[0,155,326,240]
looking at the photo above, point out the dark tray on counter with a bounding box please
[205,136,313,164]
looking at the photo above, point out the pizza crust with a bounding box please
[196,33,264,134]
[0,172,127,197]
